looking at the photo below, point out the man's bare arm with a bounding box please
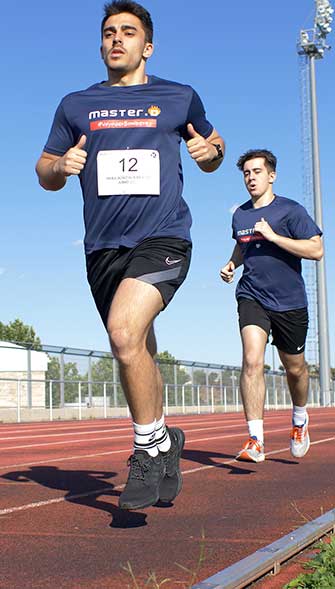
[254,218,323,261]
[186,125,225,172]
[220,243,244,283]
[36,135,87,191]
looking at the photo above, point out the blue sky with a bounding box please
[1,0,334,368]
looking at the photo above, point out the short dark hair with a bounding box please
[101,1,153,42]
[236,149,277,173]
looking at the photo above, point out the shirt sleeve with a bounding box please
[181,89,214,140]
[287,203,323,239]
[232,216,237,240]
[44,100,76,156]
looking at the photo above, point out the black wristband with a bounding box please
[211,143,224,162]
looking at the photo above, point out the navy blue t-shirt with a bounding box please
[44,75,213,253]
[232,195,322,311]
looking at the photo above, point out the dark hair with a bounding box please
[236,149,277,173]
[101,1,153,42]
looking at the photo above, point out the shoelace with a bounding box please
[246,438,262,451]
[161,448,176,476]
[292,425,305,442]
[127,454,150,480]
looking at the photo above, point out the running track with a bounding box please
[0,409,334,589]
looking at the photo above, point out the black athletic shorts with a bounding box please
[237,297,309,355]
[86,237,192,327]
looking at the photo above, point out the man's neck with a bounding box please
[251,189,275,209]
[104,70,148,87]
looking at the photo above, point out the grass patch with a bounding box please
[121,528,207,588]
[284,535,335,588]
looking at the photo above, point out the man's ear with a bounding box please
[143,42,154,59]
[269,171,277,184]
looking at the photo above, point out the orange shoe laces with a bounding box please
[291,425,305,442]
[245,438,262,451]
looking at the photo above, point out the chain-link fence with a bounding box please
[0,341,333,423]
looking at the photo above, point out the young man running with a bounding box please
[36,1,224,508]
[220,149,322,463]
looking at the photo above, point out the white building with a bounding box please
[0,341,48,407]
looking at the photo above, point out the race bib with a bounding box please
[97,149,160,196]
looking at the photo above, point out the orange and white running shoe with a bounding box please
[236,437,265,463]
[290,413,310,458]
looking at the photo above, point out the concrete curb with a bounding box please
[192,509,335,589]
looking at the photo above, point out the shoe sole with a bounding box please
[159,427,185,502]
[119,492,160,511]
[236,450,265,463]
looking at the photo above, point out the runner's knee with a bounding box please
[108,326,143,364]
[286,361,307,381]
[242,354,264,375]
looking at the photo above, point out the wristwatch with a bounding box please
[211,143,224,162]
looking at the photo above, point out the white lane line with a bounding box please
[4,410,328,436]
[0,417,244,437]
[0,423,129,434]
[0,435,128,451]
[0,416,238,431]
[0,422,247,443]
[0,430,333,474]
[0,424,288,452]
[1,409,333,436]
[178,437,335,475]
[0,486,125,516]
[0,448,128,471]
[0,425,130,441]
[0,428,270,470]
[1,436,334,517]
[308,436,335,446]
[172,424,334,446]
[0,426,332,467]
[0,426,237,451]
[2,418,334,452]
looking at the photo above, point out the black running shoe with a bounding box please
[159,427,185,503]
[119,450,165,510]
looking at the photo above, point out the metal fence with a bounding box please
[0,341,333,423]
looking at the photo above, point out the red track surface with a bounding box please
[0,409,334,589]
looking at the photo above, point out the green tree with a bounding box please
[192,369,206,385]
[46,356,62,381]
[46,356,83,405]
[0,318,41,348]
[306,363,319,376]
[192,370,223,386]
[156,350,189,385]
[192,369,223,405]
[91,355,114,385]
[208,371,220,385]
[80,356,127,406]
[89,355,125,404]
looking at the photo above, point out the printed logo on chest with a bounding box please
[88,105,161,131]
[237,228,265,243]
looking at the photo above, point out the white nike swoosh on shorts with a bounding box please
[165,257,182,265]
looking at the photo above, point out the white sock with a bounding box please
[247,419,264,443]
[155,414,171,453]
[133,420,158,457]
[292,405,307,426]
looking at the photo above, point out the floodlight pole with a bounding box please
[309,55,331,406]
[298,0,333,405]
